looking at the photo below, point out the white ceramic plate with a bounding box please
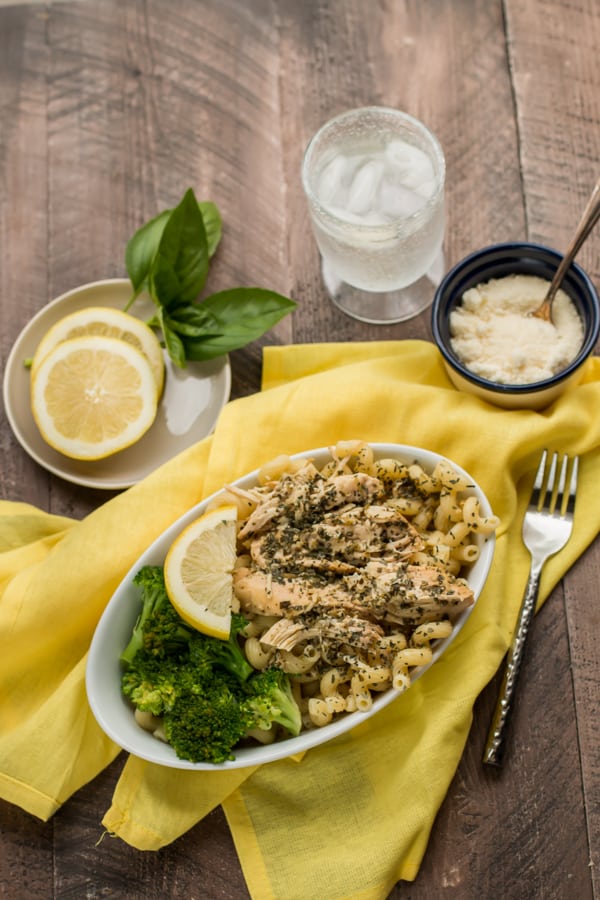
[86,443,496,770]
[2,279,231,490]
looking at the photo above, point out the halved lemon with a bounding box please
[164,505,238,639]
[31,306,165,397]
[30,335,158,460]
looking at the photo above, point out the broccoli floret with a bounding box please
[142,600,193,660]
[121,652,181,716]
[120,566,192,666]
[162,675,250,764]
[242,667,302,737]
[120,566,262,763]
[122,655,249,763]
[121,569,252,672]
[188,613,253,682]
[123,655,302,763]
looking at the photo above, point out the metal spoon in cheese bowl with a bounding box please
[532,174,600,324]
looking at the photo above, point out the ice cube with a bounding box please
[317,154,349,206]
[379,181,425,219]
[385,139,434,189]
[346,158,384,215]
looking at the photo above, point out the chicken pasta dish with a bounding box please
[115,440,498,765]
[216,440,499,734]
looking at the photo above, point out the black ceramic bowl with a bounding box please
[431,241,600,409]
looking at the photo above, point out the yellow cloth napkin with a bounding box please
[1,341,600,900]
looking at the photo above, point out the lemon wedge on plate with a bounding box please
[164,506,238,639]
[30,335,158,460]
[31,306,165,398]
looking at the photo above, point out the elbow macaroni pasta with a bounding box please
[234,441,498,734]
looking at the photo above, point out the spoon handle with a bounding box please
[545,175,600,306]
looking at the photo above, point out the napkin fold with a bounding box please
[1,341,600,900]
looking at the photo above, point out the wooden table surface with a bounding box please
[1,1,599,898]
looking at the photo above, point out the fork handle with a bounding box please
[482,561,542,766]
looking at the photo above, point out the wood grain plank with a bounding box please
[0,6,53,508]
[0,803,54,900]
[564,542,600,894]
[505,1,600,897]
[505,0,600,281]
[0,9,56,895]
[50,757,250,899]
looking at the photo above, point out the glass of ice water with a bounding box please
[301,106,446,324]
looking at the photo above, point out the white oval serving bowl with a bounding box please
[86,443,496,770]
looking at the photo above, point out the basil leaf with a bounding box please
[179,288,296,360]
[149,260,182,311]
[125,210,171,306]
[151,188,209,308]
[200,288,297,327]
[198,202,222,258]
[164,305,223,338]
[125,194,219,309]
[122,189,295,367]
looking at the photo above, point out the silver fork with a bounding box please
[483,449,579,767]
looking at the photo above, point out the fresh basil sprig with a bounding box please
[125,188,296,366]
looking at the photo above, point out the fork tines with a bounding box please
[531,449,579,518]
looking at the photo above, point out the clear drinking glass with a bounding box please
[301,106,446,324]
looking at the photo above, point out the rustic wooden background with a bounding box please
[1,1,599,898]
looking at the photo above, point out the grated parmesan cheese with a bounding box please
[449,274,584,385]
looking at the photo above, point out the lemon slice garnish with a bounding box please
[31,306,164,398]
[30,335,158,460]
[164,506,238,640]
